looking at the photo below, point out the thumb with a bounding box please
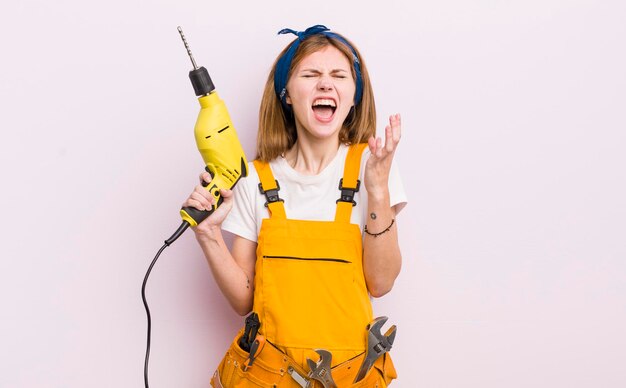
[220,188,233,200]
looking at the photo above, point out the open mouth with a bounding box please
[312,98,336,121]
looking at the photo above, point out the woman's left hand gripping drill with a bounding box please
[182,172,257,316]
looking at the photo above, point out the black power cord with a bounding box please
[141,222,190,388]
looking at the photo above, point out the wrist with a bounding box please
[193,224,223,244]
[367,188,390,203]
[364,218,395,237]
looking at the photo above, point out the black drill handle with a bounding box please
[181,194,224,225]
[167,176,225,246]
[180,164,225,225]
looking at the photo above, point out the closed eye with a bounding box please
[331,70,350,79]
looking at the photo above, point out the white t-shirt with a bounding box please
[222,144,407,242]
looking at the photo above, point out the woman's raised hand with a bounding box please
[364,114,402,196]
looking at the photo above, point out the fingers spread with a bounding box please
[391,113,401,142]
[368,136,377,155]
[386,114,401,151]
[376,137,383,157]
[385,124,394,153]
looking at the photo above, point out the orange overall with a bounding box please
[212,144,397,387]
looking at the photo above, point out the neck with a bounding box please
[284,136,340,175]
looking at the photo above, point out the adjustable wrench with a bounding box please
[353,316,397,383]
[307,349,337,388]
[288,349,337,388]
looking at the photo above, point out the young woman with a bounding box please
[183,25,406,387]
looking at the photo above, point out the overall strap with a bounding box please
[253,160,286,219]
[335,143,368,223]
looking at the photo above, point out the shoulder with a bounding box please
[237,161,261,194]
[356,143,371,175]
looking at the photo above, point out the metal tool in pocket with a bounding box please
[239,312,261,352]
[353,316,397,383]
[243,335,266,371]
[288,349,337,388]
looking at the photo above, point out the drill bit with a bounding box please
[177,26,198,70]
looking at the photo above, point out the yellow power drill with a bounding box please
[142,27,248,388]
[165,27,249,245]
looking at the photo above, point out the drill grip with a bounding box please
[180,195,224,226]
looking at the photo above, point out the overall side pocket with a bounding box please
[214,349,239,387]
[214,335,281,388]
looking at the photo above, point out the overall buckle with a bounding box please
[258,180,283,207]
[336,178,360,206]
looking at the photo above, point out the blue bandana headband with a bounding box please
[274,25,363,111]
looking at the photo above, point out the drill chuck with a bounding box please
[189,67,215,96]
[178,27,215,96]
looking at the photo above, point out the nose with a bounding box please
[317,77,334,91]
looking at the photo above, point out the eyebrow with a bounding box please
[300,68,350,74]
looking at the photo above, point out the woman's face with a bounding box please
[286,45,356,142]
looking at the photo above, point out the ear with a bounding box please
[285,92,292,105]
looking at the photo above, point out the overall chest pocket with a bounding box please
[260,253,361,350]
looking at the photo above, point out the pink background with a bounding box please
[1,0,625,387]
